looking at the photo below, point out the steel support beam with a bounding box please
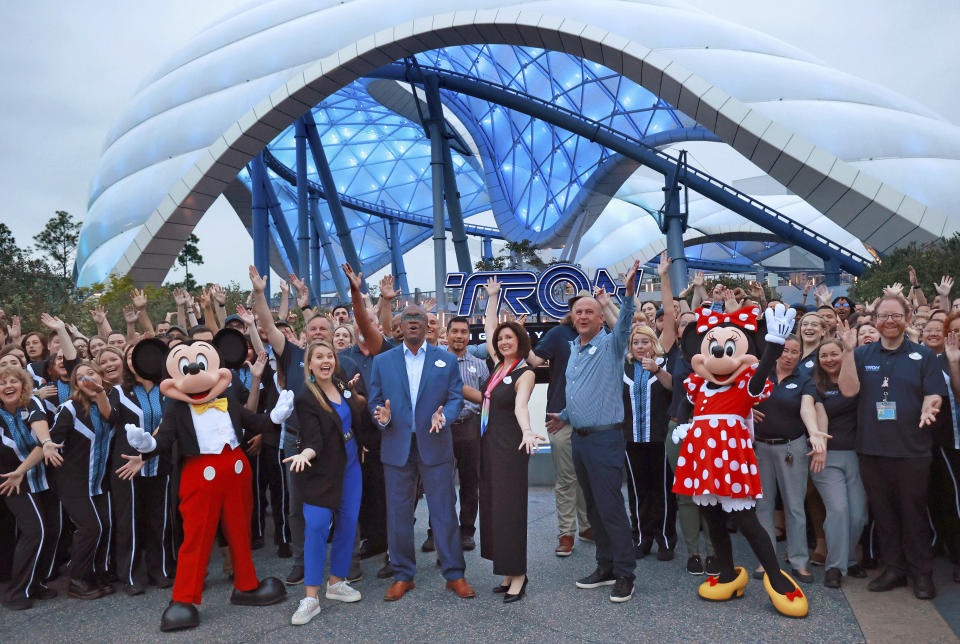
[388,218,410,296]
[423,75,471,273]
[823,258,841,287]
[423,74,448,311]
[310,196,349,301]
[370,64,870,276]
[661,160,688,292]
[258,167,300,274]
[295,118,310,283]
[249,154,270,295]
[309,194,322,305]
[481,236,493,261]
[301,111,367,291]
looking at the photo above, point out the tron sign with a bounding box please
[445,263,639,319]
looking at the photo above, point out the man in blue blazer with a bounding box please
[368,304,476,601]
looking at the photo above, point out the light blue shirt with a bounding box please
[403,341,427,432]
[559,296,635,428]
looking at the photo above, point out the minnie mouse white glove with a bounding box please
[763,303,796,345]
[270,390,295,424]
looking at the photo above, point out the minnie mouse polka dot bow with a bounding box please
[695,306,762,334]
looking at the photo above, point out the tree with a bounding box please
[33,210,81,278]
[176,234,204,291]
[849,234,960,302]
[472,238,558,272]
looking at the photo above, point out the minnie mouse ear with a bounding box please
[214,328,247,370]
[131,338,168,382]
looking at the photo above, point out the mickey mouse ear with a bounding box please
[131,338,168,382]
[214,328,247,370]
[680,321,702,362]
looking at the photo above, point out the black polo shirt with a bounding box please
[666,343,693,422]
[797,352,817,378]
[754,370,816,441]
[813,384,858,451]
[534,322,578,414]
[853,339,947,458]
[931,353,958,449]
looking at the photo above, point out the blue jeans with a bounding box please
[303,440,361,585]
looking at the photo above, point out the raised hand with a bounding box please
[248,265,267,293]
[380,274,400,300]
[172,287,189,306]
[374,399,391,426]
[838,319,857,351]
[89,305,107,324]
[594,286,611,310]
[341,263,363,291]
[65,322,83,339]
[946,331,960,364]
[484,276,501,297]
[748,281,765,299]
[624,259,641,296]
[123,305,139,324]
[39,312,65,332]
[279,280,289,299]
[210,283,227,306]
[763,303,796,345]
[249,351,268,379]
[803,277,815,294]
[691,271,705,288]
[908,264,919,287]
[518,428,546,455]
[115,454,145,480]
[656,250,670,277]
[882,282,904,298]
[236,304,255,328]
[421,297,437,313]
[813,284,833,306]
[288,274,310,308]
[935,275,954,297]
[130,288,148,309]
[8,315,21,342]
[430,405,446,433]
[346,373,361,390]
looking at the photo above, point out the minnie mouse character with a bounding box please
[124,329,295,632]
[671,303,809,617]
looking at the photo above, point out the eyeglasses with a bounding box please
[834,302,850,308]
[401,313,426,321]
[877,313,905,321]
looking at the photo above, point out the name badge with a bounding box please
[876,401,897,421]
[435,359,447,367]
[588,346,597,355]
[503,376,513,384]
[785,383,798,390]
[804,360,814,369]
[343,390,352,399]
[468,365,477,373]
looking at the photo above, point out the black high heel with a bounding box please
[493,582,510,594]
[503,576,528,603]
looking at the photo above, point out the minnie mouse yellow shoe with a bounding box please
[763,570,808,618]
[698,566,748,601]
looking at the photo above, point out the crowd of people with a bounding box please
[0,255,958,627]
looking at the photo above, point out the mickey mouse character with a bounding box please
[125,329,295,632]
[671,303,810,617]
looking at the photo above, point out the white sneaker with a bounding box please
[291,596,321,625]
[325,580,362,603]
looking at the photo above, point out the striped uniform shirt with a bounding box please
[0,396,49,493]
[52,400,115,496]
[559,296,635,428]
[454,350,489,420]
[130,385,164,477]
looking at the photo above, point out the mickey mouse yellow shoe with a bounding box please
[698,566,748,601]
[763,570,808,618]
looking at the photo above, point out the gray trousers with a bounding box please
[810,450,866,574]
[551,424,590,537]
[755,435,809,570]
[283,432,305,567]
[665,423,713,557]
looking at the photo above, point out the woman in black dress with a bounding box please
[479,278,545,603]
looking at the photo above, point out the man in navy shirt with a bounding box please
[839,295,947,599]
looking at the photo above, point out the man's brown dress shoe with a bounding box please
[445,577,477,598]
[555,535,574,557]
[384,580,415,601]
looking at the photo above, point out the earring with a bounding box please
[308,374,315,383]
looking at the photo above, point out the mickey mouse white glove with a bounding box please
[270,389,295,424]
[125,423,157,453]
[763,303,797,345]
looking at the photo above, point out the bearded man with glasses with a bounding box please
[838,295,947,600]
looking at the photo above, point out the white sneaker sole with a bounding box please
[575,579,616,589]
[325,592,362,603]
[609,592,633,603]
[291,605,321,625]
[555,550,573,557]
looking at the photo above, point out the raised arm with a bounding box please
[595,287,619,329]
[378,274,401,345]
[934,276,954,313]
[249,265,286,355]
[483,277,501,360]
[40,313,77,361]
[611,260,641,358]
[89,304,112,338]
[210,283,228,326]
[343,264,383,355]
[657,251,678,350]
[235,305,266,356]
[288,273,314,324]
[690,271,706,310]
[837,321,860,397]
[199,288,220,333]
[277,280,290,326]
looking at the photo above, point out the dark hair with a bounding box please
[812,339,845,394]
[332,304,350,315]
[816,304,835,314]
[188,324,212,338]
[446,316,470,331]
[793,304,808,316]
[167,326,187,338]
[21,332,49,362]
[0,344,27,368]
[491,321,531,364]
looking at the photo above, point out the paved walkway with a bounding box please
[3,488,958,643]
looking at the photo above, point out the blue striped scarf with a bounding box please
[56,380,71,404]
[88,406,113,495]
[631,362,651,443]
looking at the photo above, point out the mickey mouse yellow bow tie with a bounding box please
[191,398,228,414]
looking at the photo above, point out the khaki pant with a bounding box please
[665,421,714,557]
[551,424,590,537]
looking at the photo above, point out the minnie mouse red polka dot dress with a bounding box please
[670,364,773,511]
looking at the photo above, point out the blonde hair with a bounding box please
[0,365,34,409]
[627,324,664,362]
[303,340,339,413]
[69,360,104,416]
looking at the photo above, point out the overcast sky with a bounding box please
[1,0,957,289]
